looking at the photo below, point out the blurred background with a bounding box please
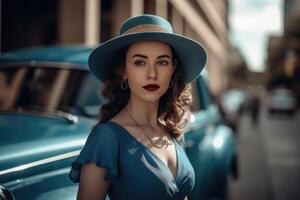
[0,0,299,199]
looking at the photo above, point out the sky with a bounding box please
[229,0,283,72]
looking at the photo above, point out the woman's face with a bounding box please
[123,41,176,102]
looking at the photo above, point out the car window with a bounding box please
[0,65,102,117]
[198,76,212,109]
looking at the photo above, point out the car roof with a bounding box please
[0,45,94,70]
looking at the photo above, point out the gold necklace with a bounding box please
[125,107,168,148]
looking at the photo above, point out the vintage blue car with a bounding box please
[0,46,237,200]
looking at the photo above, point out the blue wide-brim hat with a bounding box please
[89,14,207,84]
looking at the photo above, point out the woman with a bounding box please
[69,14,207,200]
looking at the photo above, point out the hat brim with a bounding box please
[88,32,207,84]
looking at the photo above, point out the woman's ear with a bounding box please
[122,72,127,80]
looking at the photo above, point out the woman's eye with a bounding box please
[157,60,169,66]
[133,60,146,66]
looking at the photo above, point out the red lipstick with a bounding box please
[143,84,160,91]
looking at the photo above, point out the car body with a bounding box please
[0,46,237,200]
[267,87,297,115]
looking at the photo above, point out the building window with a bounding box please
[144,0,156,14]
[100,0,113,42]
[2,0,58,52]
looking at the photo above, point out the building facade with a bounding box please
[1,0,231,95]
[266,0,300,81]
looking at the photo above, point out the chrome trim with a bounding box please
[0,150,80,176]
[185,115,219,133]
[0,108,79,124]
[4,167,72,190]
[185,106,221,133]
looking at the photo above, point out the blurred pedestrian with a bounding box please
[69,14,207,200]
[250,91,260,127]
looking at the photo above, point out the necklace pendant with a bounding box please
[125,106,168,149]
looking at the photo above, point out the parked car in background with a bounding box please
[267,87,297,116]
[0,46,237,200]
[0,46,100,200]
[186,76,238,200]
[217,89,249,133]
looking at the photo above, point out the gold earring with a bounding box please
[121,79,128,90]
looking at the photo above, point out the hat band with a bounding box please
[122,24,170,35]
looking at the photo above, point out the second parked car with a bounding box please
[267,87,297,116]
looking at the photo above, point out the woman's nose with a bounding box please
[147,64,157,79]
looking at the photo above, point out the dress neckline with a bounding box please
[107,120,180,181]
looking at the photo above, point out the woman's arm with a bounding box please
[77,163,110,200]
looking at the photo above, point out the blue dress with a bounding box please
[69,121,195,200]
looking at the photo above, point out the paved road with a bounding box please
[229,104,300,200]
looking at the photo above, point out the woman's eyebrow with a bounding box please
[157,55,171,59]
[132,54,171,59]
[132,54,147,58]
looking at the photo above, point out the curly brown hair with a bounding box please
[96,45,192,139]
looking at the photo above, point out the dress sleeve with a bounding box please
[69,123,120,183]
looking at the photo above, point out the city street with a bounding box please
[229,101,300,200]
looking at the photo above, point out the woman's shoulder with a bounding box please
[89,121,121,142]
[93,121,114,131]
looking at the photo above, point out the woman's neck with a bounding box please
[126,96,160,129]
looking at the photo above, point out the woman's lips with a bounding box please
[143,84,160,91]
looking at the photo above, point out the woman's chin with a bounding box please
[138,93,163,102]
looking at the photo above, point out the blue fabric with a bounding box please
[69,121,195,200]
